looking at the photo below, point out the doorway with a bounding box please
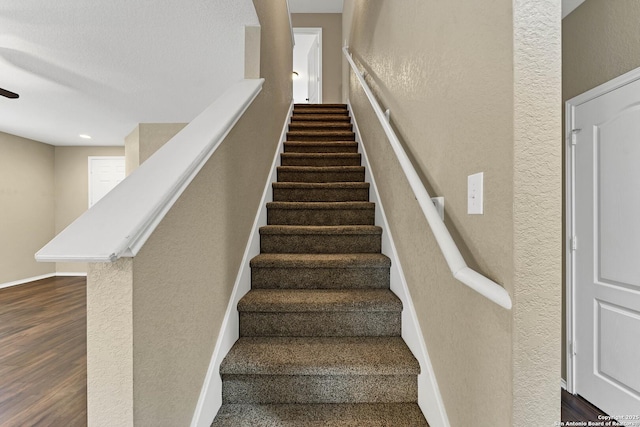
[293,27,322,104]
[88,156,125,208]
[566,67,640,417]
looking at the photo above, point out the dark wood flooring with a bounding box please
[0,276,87,427]
[0,276,612,426]
[562,388,613,424]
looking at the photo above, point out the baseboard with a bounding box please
[55,272,88,277]
[350,102,451,427]
[190,101,294,427]
[561,378,567,390]
[0,273,56,290]
[0,272,88,290]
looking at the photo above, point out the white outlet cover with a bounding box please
[468,172,483,215]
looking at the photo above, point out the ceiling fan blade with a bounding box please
[0,87,19,99]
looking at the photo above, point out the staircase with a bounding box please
[212,104,428,426]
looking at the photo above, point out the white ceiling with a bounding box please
[288,0,344,14]
[0,0,259,146]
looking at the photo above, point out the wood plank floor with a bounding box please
[562,388,611,424]
[0,276,86,427]
[0,276,612,426]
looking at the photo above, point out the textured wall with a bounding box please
[124,123,186,175]
[561,0,640,380]
[292,13,342,103]
[127,1,292,425]
[0,132,55,284]
[512,0,562,424]
[344,0,561,425]
[87,259,134,427]
[54,146,125,274]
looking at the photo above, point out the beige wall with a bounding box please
[125,123,186,175]
[344,1,561,425]
[561,0,640,380]
[86,1,293,425]
[292,13,342,103]
[0,132,55,284]
[54,146,125,274]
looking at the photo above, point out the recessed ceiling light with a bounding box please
[79,134,92,139]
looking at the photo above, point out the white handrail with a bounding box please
[343,47,512,310]
[36,79,264,263]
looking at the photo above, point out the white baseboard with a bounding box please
[561,378,567,390]
[350,102,450,427]
[0,272,89,291]
[190,101,293,427]
[56,272,88,277]
[0,273,56,290]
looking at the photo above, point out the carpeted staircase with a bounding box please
[212,104,428,426]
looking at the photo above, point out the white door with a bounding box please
[88,156,125,208]
[307,37,320,104]
[572,75,640,417]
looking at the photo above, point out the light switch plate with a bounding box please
[468,172,483,215]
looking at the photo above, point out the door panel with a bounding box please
[307,38,319,104]
[597,302,640,396]
[574,76,640,417]
[598,110,640,287]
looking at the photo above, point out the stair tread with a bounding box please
[280,153,360,158]
[220,336,420,376]
[293,108,349,114]
[277,166,364,172]
[212,403,428,426]
[291,114,352,121]
[250,253,390,268]
[288,130,354,135]
[294,103,347,108]
[273,182,369,189]
[238,289,401,312]
[267,201,374,210]
[260,225,381,235]
[289,122,352,128]
[284,141,357,145]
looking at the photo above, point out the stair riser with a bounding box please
[291,115,351,122]
[293,109,349,115]
[280,155,361,167]
[222,375,417,404]
[251,267,390,289]
[287,132,356,142]
[267,208,375,226]
[277,170,365,183]
[239,311,401,337]
[273,187,369,202]
[289,124,353,132]
[260,234,381,254]
[284,143,358,154]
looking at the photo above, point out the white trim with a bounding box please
[0,273,56,290]
[36,79,264,263]
[293,27,322,104]
[286,0,295,48]
[0,272,88,290]
[561,378,567,390]
[350,103,450,427]
[343,47,511,310]
[564,65,640,395]
[190,102,293,427]
[55,272,88,277]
